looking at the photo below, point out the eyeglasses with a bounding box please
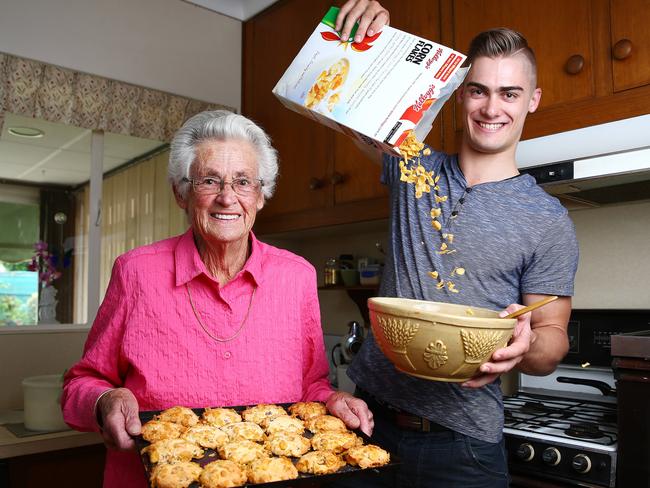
[183,176,264,196]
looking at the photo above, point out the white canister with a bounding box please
[22,374,68,432]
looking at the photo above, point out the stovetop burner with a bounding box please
[565,422,606,440]
[503,392,617,446]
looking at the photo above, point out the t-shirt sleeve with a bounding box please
[381,151,402,187]
[521,213,579,296]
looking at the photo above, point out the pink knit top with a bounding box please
[62,229,333,487]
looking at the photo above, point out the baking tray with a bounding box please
[135,403,399,487]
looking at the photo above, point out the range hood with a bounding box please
[515,114,650,208]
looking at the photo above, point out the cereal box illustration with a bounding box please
[273,6,468,155]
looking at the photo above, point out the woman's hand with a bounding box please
[96,387,142,451]
[462,304,534,388]
[335,0,390,44]
[326,391,374,436]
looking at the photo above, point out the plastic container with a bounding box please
[359,264,381,285]
[340,269,360,286]
[22,374,68,431]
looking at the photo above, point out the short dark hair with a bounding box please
[466,28,537,86]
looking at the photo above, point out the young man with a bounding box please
[331,2,579,487]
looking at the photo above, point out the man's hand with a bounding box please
[96,388,141,451]
[462,304,534,388]
[336,0,389,44]
[326,391,374,436]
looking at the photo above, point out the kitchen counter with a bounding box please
[0,412,102,459]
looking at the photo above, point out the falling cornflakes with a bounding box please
[397,131,469,295]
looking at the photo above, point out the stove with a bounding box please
[504,391,617,487]
[503,309,650,488]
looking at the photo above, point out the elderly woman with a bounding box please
[62,110,373,488]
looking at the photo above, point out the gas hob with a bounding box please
[504,391,617,487]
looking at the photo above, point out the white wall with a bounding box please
[0,0,241,110]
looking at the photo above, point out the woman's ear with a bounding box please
[173,185,188,210]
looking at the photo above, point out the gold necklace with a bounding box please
[186,282,256,342]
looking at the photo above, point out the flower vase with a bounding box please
[38,284,60,324]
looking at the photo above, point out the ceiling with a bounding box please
[183,0,280,21]
[0,113,164,186]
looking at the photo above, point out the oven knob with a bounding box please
[572,454,592,473]
[515,443,535,462]
[542,447,562,466]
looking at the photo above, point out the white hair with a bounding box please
[168,110,278,200]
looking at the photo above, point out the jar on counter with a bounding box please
[324,257,340,286]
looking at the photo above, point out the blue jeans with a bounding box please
[326,393,509,488]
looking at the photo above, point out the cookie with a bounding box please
[311,430,362,454]
[265,431,311,457]
[288,401,328,421]
[261,415,305,435]
[344,444,391,469]
[246,456,299,484]
[182,423,229,449]
[217,439,268,465]
[305,414,348,434]
[296,450,346,475]
[199,460,247,488]
[219,421,265,442]
[154,406,199,428]
[202,408,242,428]
[241,403,287,425]
[141,438,204,464]
[141,420,184,443]
[149,461,202,488]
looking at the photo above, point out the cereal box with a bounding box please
[272,6,468,156]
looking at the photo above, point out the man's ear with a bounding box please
[528,87,542,113]
[456,84,466,103]
[173,185,187,210]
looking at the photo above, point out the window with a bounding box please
[0,196,39,325]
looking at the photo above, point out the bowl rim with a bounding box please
[367,296,516,329]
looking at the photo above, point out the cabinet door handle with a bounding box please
[309,177,324,190]
[330,172,345,185]
[565,54,585,75]
[612,39,633,60]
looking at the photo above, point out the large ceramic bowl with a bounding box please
[368,297,516,382]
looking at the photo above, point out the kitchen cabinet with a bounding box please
[244,0,650,233]
[610,0,650,92]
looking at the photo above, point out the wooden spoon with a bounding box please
[504,295,559,319]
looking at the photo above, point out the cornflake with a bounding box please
[432,220,442,231]
[452,267,465,276]
[447,282,459,293]
[398,130,425,160]
[428,271,439,279]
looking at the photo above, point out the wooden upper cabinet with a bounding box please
[611,0,650,92]
[453,0,596,110]
[243,0,333,219]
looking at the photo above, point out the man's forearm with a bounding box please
[517,325,569,375]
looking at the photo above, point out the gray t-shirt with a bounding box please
[348,149,579,442]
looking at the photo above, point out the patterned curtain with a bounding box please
[0,52,233,142]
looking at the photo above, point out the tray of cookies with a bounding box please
[135,402,398,488]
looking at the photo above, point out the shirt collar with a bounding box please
[174,228,264,287]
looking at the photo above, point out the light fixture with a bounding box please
[7,126,44,138]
